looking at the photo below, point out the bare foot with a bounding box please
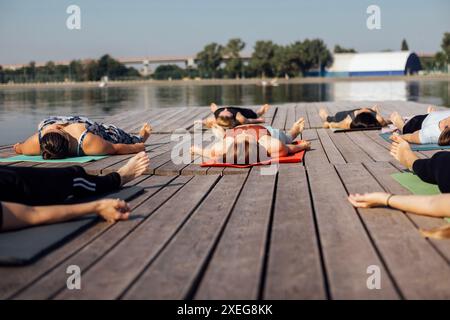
[371,105,380,113]
[389,135,418,170]
[427,105,436,113]
[117,152,150,186]
[298,140,311,150]
[210,103,218,112]
[139,123,152,142]
[257,104,270,116]
[319,108,329,121]
[236,112,247,125]
[289,117,305,139]
[292,117,305,133]
[390,112,405,130]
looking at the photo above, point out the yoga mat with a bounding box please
[0,186,143,266]
[201,141,306,168]
[391,172,440,195]
[379,133,450,151]
[391,172,450,224]
[330,126,382,133]
[0,154,107,163]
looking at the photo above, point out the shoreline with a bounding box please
[0,74,449,90]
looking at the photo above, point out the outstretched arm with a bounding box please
[392,131,421,144]
[82,133,145,155]
[1,199,130,231]
[13,133,41,155]
[348,192,450,218]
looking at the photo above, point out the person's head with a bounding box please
[438,126,450,146]
[350,112,381,129]
[40,131,70,159]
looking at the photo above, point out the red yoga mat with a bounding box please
[200,141,306,168]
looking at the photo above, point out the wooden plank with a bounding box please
[336,163,450,299]
[264,164,326,299]
[303,129,398,299]
[55,174,219,299]
[123,174,249,299]
[327,131,373,163]
[271,105,287,130]
[346,131,392,162]
[194,167,277,299]
[316,128,346,164]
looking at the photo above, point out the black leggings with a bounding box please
[402,114,427,134]
[413,152,450,193]
[0,165,121,206]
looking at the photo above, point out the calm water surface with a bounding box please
[0,80,448,145]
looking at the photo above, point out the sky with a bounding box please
[0,0,449,65]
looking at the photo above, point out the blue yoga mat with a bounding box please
[379,133,450,151]
[0,154,107,163]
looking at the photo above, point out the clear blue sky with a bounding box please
[0,0,449,64]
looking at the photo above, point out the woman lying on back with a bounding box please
[319,105,389,130]
[14,116,152,159]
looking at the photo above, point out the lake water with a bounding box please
[0,79,448,146]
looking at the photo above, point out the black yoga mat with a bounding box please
[0,186,143,265]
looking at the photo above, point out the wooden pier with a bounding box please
[0,101,449,299]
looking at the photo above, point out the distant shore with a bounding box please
[0,74,449,90]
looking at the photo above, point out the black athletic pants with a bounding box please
[413,151,450,193]
[0,165,121,206]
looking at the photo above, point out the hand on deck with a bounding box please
[348,192,391,208]
[95,199,131,223]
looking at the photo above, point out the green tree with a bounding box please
[223,38,245,78]
[153,64,185,80]
[196,43,224,78]
[250,41,277,77]
[293,39,333,75]
[441,32,450,63]
[0,66,4,83]
[272,45,298,77]
[434,51,447,70]
[25,61,36,81]
[401,39,409,51]
[334,45,357,53]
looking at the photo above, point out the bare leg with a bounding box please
[286,141,311,154]
[236,112,264,125]
[139,123,152,142]
[256,104,270,117]
[390,112,405,131]
[288,117,305,140]
[319,108,329,121]
[116,152,150,185]
[258,135,289,157]
[390,135,419,170]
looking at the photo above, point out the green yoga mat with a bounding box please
[380,133,450,151]
[0,155,107,163]
[391,172,450,223]
[391,172,441,195]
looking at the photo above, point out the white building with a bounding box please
[326,51,422,77]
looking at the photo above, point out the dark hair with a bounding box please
[350,112,381,129]
[438,127,450,146]
[40,132,69,159]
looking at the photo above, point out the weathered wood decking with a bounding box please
[1,101,449,300]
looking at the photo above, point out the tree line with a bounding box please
[1,33,449,83]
